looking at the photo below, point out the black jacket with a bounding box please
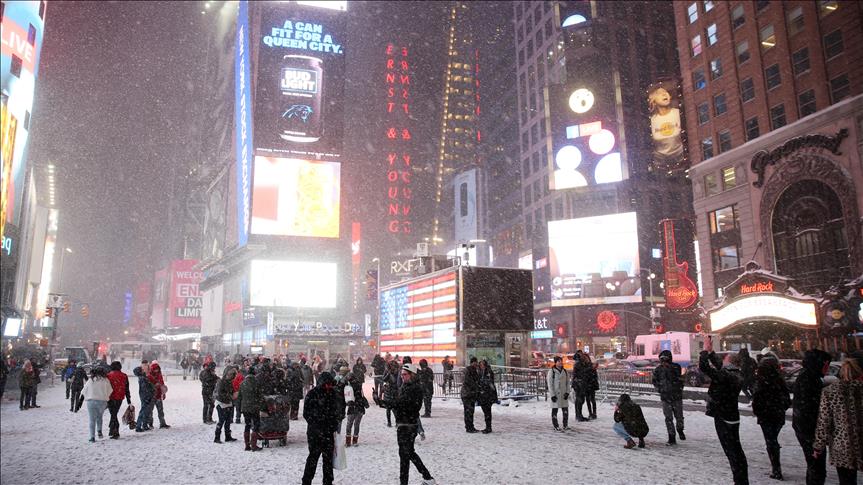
[699,351,743,421]
[239,374,264,414]
[571,360,596,394]
[751,363,791,426]
[215,371,236,405]
[418,366,435,395]
[134,366,155,402]
[200,367,219,397]
[792,349,832,439]
[70,367,89,392]
[256,368,275,396]
[478,367,498,405]
[346,377,368,416]
[285,367,304,401]
[383,378,424,426]
[303,380,344,440]
[461,365,480,400]
[371,355,385,376]
[352,363,366,383]
[652,362,684,402]
[614,399,649,438]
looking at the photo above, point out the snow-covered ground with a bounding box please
[0,366,843,485]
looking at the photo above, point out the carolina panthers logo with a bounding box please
[283,105,313,123]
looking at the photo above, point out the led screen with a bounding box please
[548,212,642,306]
[251,156,340,237]
[250,260,337,308]
[3,318,22,337]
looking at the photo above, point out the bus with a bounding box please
[107,341,168,362]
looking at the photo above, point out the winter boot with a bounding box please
[225,431,237,442]
[352,436,358,446]
[624,439,636,449]
[638,438,645,448]
[345,435,352,447]
[214,429,222,444]
[678,429,686,441]
[666,436,677,446]
[244,431,251,451]
[768,447,783,480]
[250,432,262,451]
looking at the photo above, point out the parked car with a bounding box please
[606,359,658,377]
[784,361,842,390]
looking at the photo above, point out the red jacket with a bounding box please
[149,365,166,400]
[107,370,130,402]
[232,372,244,392]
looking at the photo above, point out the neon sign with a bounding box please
[384,43,413,234]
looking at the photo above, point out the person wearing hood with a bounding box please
[652,349,685,445]
[214,366,239,444]
[547,356,570,431]
[613,393,649,449]
[287,362,304,420]
[700,338,748,485]
[134,360,156,432]
[752,354,791,480]
[352,357,367,384]
[738,348,756,400]
[200,361,218,424]
[239,365,263,451]
[417,359,435,418]
[106,361,131,439]
[302,372,344,485]
[256,360,275,397]
[82,366,113,442]
[70,361,89,412]
[378,363,436,485]
[792,348,832,485]
[461,357,480,433]
[813,357,863,485]
[147,362,170,429]
[19,360,36,410]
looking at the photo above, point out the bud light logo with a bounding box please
[281,68,317,95]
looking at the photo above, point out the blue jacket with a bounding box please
[133,366,155,402]
[63,366,75,381]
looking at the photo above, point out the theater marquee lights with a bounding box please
[383,42,413,234]
[709,295,818,331]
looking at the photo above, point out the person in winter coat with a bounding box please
[239,366,263,451]
[82,366,112,442]
[232,366,245,424]
[792,348,832,485]
[378,364,436,485]
[738,348,756,400]
[652,349,685,445]
[287,362,304,420]
[813,358,863,485]
[148,362,170,429]
[191,355,201,380]
[477,359,497,433]
[134,361,156,432]
[417,359,435,418]
[62,361,76,399]
[752,355,791,480]
[302,372,344,485]
[382,359,401,427]
[214,366,239,444]
[70,361,89,412]
[352,357,366,383]
[106,361,131,439]
[344,371,369,447]
[18,360,36,410]
[441,355,455,393]
[256,360,275,397]
[700,338,748,485]
[582,353,599,419]
[571,351,590,422]
[461,357,481,433]
[26,358,41,408]
[300,358,314,396]
[613,393,649,449]
[200,361,219,424]
[547,356,570,431]
[180,356,189,380]
[371,354,385,397]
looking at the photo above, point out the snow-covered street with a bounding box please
[0,367,843,485]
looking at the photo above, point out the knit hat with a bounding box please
[402,363,418,374]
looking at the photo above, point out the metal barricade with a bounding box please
[597,369,655,402]
[431,365,548,401]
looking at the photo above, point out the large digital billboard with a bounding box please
[254,3,347,160]
[548,212,642,306]
[1,0,47,242]
[647,79,688,174]
[249,259,337,308]
[250,156,340,238]
[168,260,202,328]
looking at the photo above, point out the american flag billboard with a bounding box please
[379,270,458,363]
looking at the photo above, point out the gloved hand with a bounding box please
[551,396,557,403]
[563,393,569,400]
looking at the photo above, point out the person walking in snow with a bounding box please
[441,355,455,394]
[232,363,245,424]
[418,359,434,418]
[571,350,590,422]
[461,357,480,433]
[147,362,170,429]
[547,356,570,431]
[813,357,863,485]
[371,354,386,398]
[287,361,304,421]
[792,349,832,485]
[106,361,131,439]
[582,353,599,419]
[82,366,112,442]
[200,361,218,424]
[700,338,748,485]
[652,349,685,445]
[62,360,76,399]
[69,361,88,412]
[302,372,343,485]
[613,393,649,449]
[18,360,36,410]
[751,354,791,480]
[214,366,238,444]
[134,360,156,432]
[300,358,314,397]
[344,368,369,447]
[382,359,400,427]
[477,359,497,433]
[738,348,756,400]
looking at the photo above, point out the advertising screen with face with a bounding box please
[548,212,642,306]
[249,260,337,308]
[647,80,687,173]
[251,156,340,238]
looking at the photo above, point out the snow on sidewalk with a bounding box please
[0,376,841,484]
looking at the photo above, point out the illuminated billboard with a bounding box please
[249,259,337,308]
[234,0,254,247]
[168,260,202,328]
[548,212,642,306]
[250,156,340,238]
[647,79,688,173]
[254,3,347,159]
[1,0,47,242]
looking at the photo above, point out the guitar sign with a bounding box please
[661,219,698,309]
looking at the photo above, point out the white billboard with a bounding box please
[249,259,337,308]
[548,212,642,306]
[200,285,224,337]
[454,169,478,243]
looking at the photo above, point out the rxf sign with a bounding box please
[390,258,420,277]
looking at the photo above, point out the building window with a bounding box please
[770,104,787,130]
[830,74,850,104]
[818,1,838,17]
[798,89,817,117]
[691,34,702,57]
[721,166,737,190]
[27,25,36,46]
[524,186,532,207]
[532,151,541,173]
[760,25,776,51]
[709,205,738,233]
[765,64,781,90]
[745,117,760,141]
[704,1,714,12]
[523,158,531,177]
[704,173,720,196]
[713,245,741,271]
[823,29,844,60]
[731,5,745,30]
[718,131,732,153]
[693,69,706,90]
[709,58,722,79]
[713,93,727,116]
[701,137,714,160]
[786,6,804,36]
[10,55,22,78]
[706,24,718,46]
[792,48,810,76]
[756,0,769,12]
[740,77,755,103]
[697,103,710,125]
[736,41,750,64]
[688,2,698,23]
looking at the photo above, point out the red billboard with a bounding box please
[131,281,152,333]
[169,260,203,328]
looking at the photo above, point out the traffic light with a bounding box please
[80,304,90,318]
[45,307,53,318]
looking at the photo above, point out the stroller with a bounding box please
[258,395,291,447]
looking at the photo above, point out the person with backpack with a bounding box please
[214,366,238,444]
[106,361,131,439]
[62,360,76,400]
[652,349,685,445]
[792,349,832,485]
[200,361,218,424]
[613,393,649,449]
[751,354,791,480]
